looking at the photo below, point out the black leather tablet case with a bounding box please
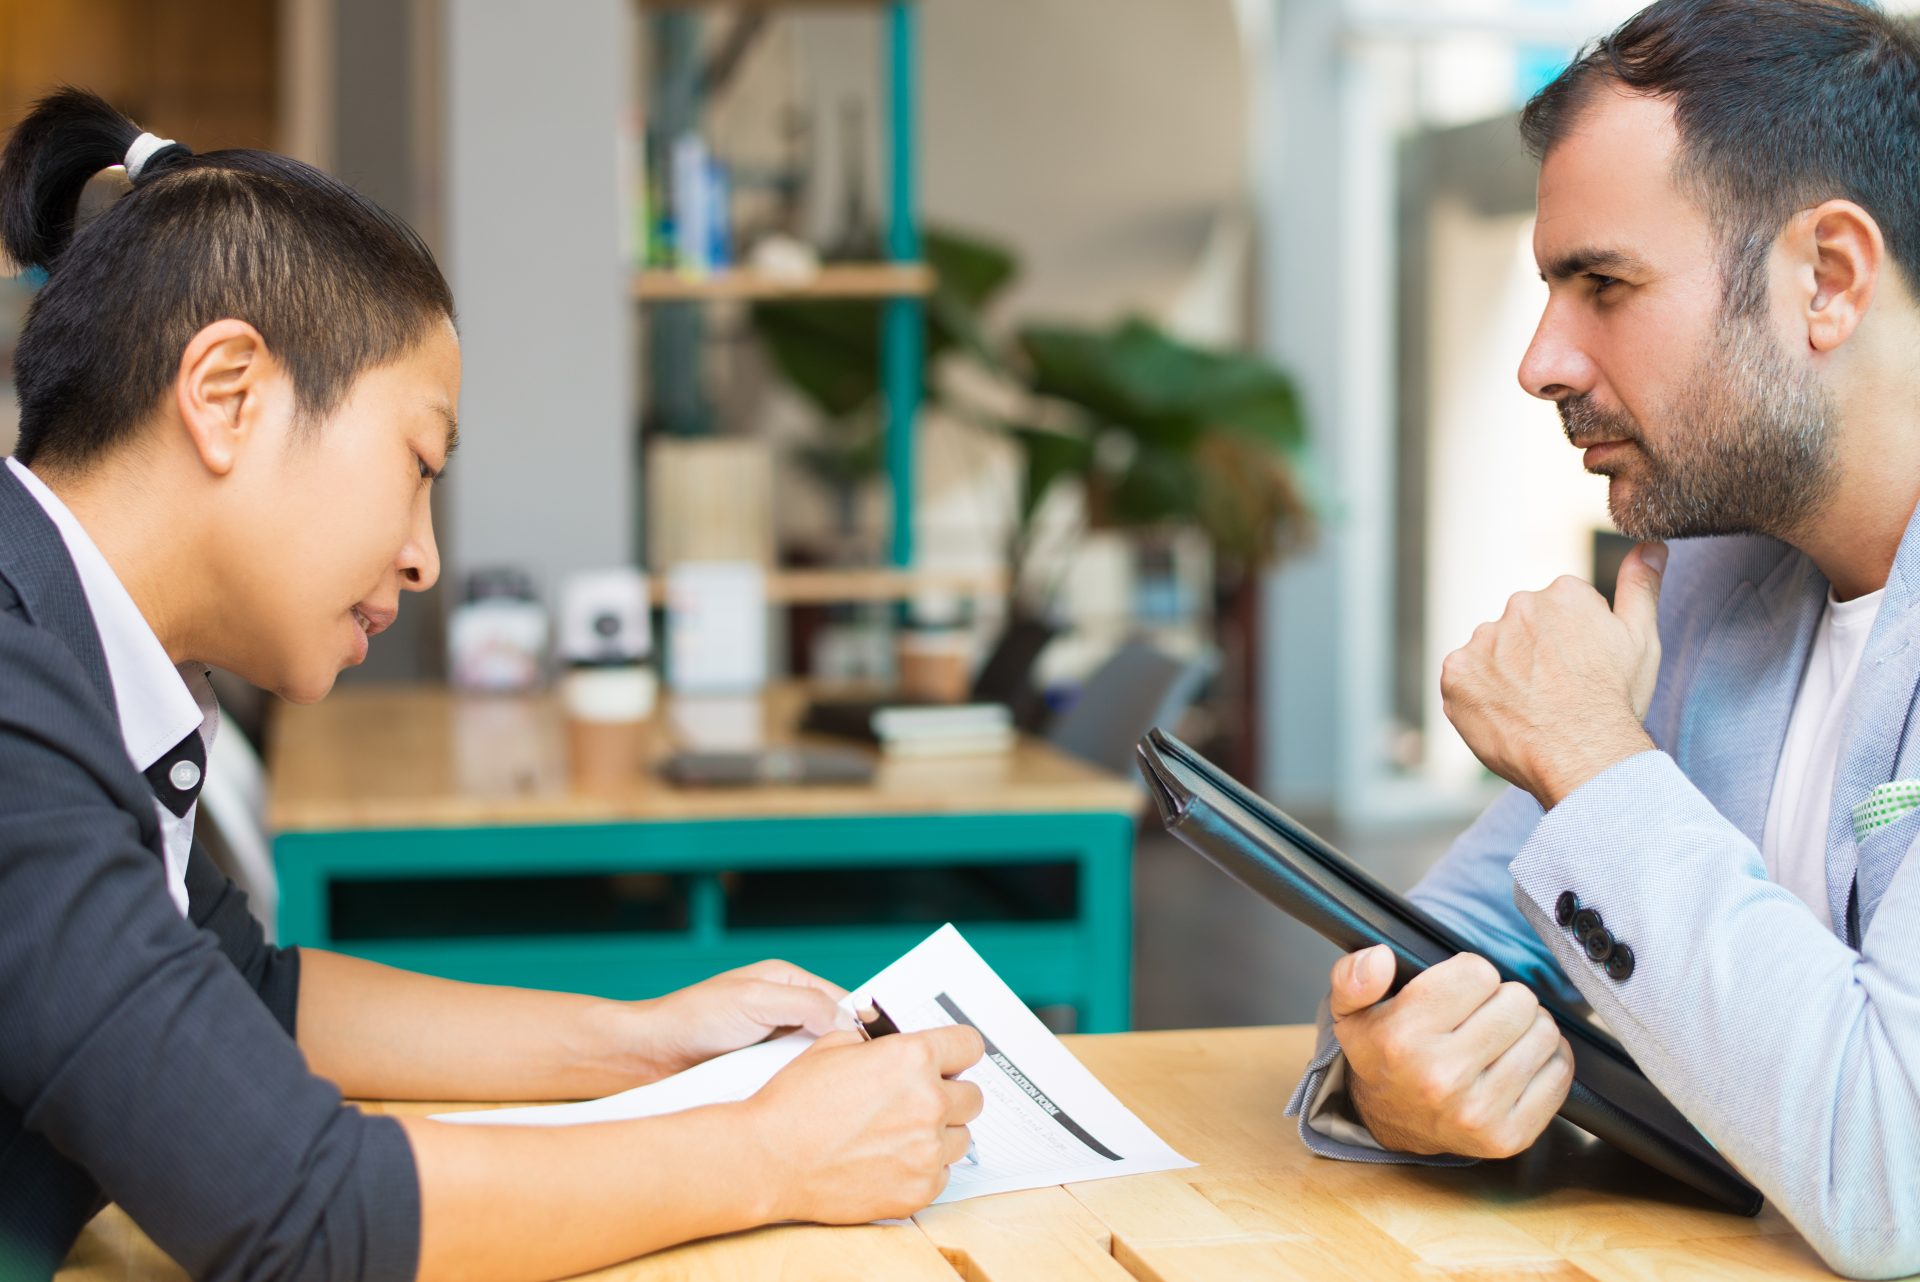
[1136,728,1763,1216]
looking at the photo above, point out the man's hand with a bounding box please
[627,959,854,1081]
[1440,541,1667,809]
[1329,945,1574,1159]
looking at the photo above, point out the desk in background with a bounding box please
[61,1026,1846,1281]
[266,685,1140,1031]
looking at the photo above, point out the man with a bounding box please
[1286,2,1920,1276]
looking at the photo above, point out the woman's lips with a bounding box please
[351,604,397,637]
[347,604,396,664]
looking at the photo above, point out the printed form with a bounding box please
[436,925,1192,1204]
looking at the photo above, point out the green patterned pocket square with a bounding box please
[1853,781,1920,841]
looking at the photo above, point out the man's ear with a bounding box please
[1792,199,1884,354]
[172,319,274,477]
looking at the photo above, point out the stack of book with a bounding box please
[804,698,1015,758]
[872,704,1015,759]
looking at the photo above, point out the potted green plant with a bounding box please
[753,227,1311,599]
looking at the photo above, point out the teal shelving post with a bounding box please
[883,1,922,570]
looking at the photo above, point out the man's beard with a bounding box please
[1560,310,1838,542]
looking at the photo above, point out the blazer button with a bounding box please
[1555,891,1579,928]
[1571,906,1603,945]
[1605,942,1635,981]
[1584,924,1615,964]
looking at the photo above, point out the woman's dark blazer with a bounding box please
[0,466,418,1282]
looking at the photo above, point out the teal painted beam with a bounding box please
[275,812,1130,878]
[273,809,1136,1030]
[327,922,1089,1009]
[883,1,921,569]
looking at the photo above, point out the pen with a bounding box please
[855,998,979,1167]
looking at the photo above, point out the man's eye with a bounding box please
[417,455,437,481]
[1588,273,1620,296]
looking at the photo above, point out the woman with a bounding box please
[0,90,982,1282]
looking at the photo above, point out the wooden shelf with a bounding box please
[638,1,892,8]
[632,263,934,302]
[648,567,1006,606]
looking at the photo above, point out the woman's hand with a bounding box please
[624,959,854,1080]
[743,1025,987,1223]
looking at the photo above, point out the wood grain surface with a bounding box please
[266,684,1138,831]
[61,1026,1868,1282]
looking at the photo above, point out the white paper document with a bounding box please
[434,925,1193,1204]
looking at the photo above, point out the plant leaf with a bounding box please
[1008,424,1095,524]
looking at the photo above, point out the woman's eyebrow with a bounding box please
[432,402,460,457]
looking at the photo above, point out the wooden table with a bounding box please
[60,1026,1853,1282]
[267,685,1141,1030]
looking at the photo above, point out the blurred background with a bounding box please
[8,0,1887,1030]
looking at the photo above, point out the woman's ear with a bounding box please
[1794,199,1884,354]
[172,319,274,477]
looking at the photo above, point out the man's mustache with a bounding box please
[1560,395,1642,450]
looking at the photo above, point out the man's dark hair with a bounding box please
[1520,0,1920,315]
[0,87,454,469]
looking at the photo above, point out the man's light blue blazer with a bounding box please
[1287,509,1920,1280]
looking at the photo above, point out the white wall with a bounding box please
[1419,201,1612,791]
[442,0,635,602]
[1252,0,1639,823]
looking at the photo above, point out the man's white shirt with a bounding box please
[1761,585,1885,932]
[6,456,214,916]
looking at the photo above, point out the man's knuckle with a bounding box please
[1432,954,1491,1001]
[1497,983,1541,1022]
[1486,1123,1529,1159]
[1373,1024,1413,1067]
[1458,954,1501,994]
[1547,1045,1576,1086]
[1453,1095,1492,1135]
[1413,1065,1456,1108]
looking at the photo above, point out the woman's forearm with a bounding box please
[395,1025,987,1282]
[297,948,660,1101]
[397,1105,778,1282]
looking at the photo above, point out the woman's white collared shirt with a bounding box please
[5,457,215,916]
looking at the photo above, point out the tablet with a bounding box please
[1135,727,1762,1216]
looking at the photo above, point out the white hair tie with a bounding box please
[123,132,177,182]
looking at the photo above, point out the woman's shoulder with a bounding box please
[0,609,143,806]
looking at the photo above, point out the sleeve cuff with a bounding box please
[353,1112,423,1282]
[1301,1052,1388,1151]
[1285,1029,1478,1168]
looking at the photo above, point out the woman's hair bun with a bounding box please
[0,86,166,272]
[4,86,451,472]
